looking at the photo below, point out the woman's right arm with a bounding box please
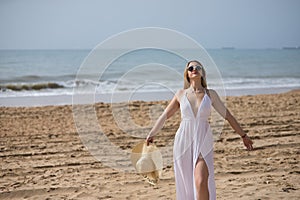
[146,91,181,145]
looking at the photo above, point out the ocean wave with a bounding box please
[0,74,77,83]
[0,79,114,92]
[1,76,299,95]
[0,82,65,91]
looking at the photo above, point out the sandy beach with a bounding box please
[0,90,299,199]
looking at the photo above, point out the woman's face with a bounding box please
[187,61,203,80]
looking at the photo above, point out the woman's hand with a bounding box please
[242,134,254,151]
[146,136,154,146]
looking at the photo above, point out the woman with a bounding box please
[146,60,254,200]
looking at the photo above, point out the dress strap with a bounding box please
[179,89,188,103]
[205,88,210,98]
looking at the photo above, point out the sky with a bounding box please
[0,0,299,49]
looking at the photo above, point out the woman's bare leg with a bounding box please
[194,157,209,200]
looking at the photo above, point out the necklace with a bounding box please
[190,87,204,93]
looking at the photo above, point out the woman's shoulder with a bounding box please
[175,89,186,102]
[176,89,186,95]
[207,88,218,95]
[206,88,215,94]
[206,89,222,103]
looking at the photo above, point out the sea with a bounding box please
[0,49,299,106]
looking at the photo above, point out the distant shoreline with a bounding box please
[0,87,299,107]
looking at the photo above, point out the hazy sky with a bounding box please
[0,0,299,49]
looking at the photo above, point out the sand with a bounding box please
[0,90,299,199]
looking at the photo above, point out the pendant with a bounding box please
[189,87,204,94]
[191,89,203,93]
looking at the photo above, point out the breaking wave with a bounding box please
[0,82,65,91]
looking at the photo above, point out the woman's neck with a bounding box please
[189,80,203,92]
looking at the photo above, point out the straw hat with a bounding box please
[131,141,163,185]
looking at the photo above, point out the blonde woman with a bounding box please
[146,60,254,200]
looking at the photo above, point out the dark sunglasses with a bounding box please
[187,65,202,72]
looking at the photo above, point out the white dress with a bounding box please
[173,90,216,200]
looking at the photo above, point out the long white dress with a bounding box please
[173,90,216,200]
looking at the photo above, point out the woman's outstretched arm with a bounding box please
[209,89,254,151]
[146,91,181,145]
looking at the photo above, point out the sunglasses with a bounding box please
[187,65,202,72]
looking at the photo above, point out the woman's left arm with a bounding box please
[209,89,254,151]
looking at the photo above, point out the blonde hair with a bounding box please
[184,60,207,89]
